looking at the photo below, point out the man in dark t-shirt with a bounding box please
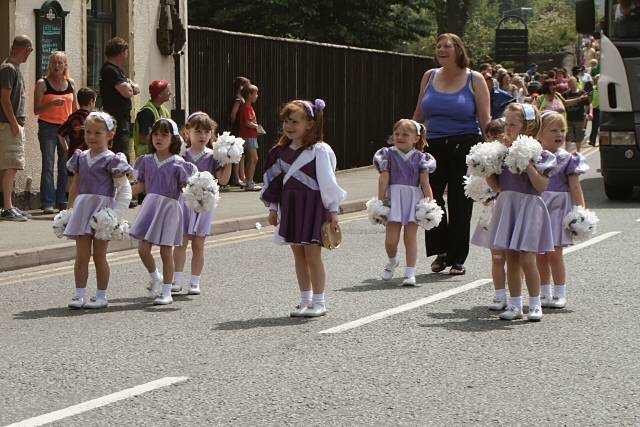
[99,37,139,163]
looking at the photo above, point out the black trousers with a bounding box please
[425,133,481,266]
[110,118,131,163]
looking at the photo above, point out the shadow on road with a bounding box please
[337,273,458,293]
[582,176,640,208]
[13,301,181,320]
[213,316,312,330]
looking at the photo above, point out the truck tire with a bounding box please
[604,183,633,200]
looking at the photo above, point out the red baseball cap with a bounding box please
[149,80,169,98]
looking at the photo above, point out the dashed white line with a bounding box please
[3,377,189,427]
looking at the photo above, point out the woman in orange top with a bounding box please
[34,51,77,213]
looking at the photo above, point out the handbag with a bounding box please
[321,221,342,250]
[256,124,266,136]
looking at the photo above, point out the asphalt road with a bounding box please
[1,149,638,426]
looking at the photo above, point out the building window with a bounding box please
[87,0,115,90]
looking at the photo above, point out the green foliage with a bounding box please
[189,0,432,51]
[527,0,578,53]
[463,0,502,64]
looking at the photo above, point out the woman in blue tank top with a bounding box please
[412,33,491,275]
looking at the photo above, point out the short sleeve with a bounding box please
[57,117,71,138]
[136,109,155,136]
[177,160,197,186]
[535,150,558,177]
[566,152,589,176]
[315,143,347,212]
[109,152,133,176]
[418,152,437,173]
[134,155,148,183]
[0,66,16,91]
[66,150,83,174]
[373,147,390,172]
[101,64,125,86]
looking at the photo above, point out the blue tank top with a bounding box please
[421,69,481,139]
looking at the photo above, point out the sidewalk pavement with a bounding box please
[0,167,378,272]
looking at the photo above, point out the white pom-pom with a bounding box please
[255,222,262,230]
[52,208,73,238]
[563,206,599,241]
[478,200,495,231]
[505,135,542,174]
[466,141,508,177]
[464,175,497,203]
[90,208,129,241]
[365,198,390,225]
[415,198,444,230]
[212,131,245,166]
[183,171,220,213]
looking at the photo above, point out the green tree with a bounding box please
[463,0,502,64]
[527,0,578,53]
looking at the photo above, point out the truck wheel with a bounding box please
[604,183,633,200]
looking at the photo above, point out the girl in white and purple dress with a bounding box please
[373,119,436,285]
[65,112,132,309]
[536,111,589,309]
[486,104,558,322]
[260,99,346,318]
[172,112,232,295]
[130,118,197,306]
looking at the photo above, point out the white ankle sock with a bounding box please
[190,275,200,285]
[495,288,507,300]
[405,266,416,277]
[555,285,566,298]
[174,271,184,285]
[529,296,541,307]
[509,296,523,309]
[541,284,553,296]
[300,290,313,305]
[75,288,86,298]
[312,293,325,305]
[150,270,162,282]
[388,256,398,266]
[96,290,107,299]
[162,284,173,297]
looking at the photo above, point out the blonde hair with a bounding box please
[538,111,567,138]
[504,103,540,136]
[84,113,117,147]
[46,51,69,80]
[393,119,427,151]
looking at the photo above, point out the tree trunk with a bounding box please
[433,0,471,37]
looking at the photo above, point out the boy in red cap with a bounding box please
[133,80,172,158]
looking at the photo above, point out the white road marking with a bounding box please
[320,231,620,334]
[3,376,189,427]
[582,147,599,159]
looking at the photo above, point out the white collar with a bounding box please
[86,150,111,168]
[154,153,176,168]
[187,147,211,163]
[391,146,416,161]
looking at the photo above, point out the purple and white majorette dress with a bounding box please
[486,150,558,253]
[542,149,589,247]
[373,146,437,224]
[260,142,347,245]
[180,148,223,238]
[129,154,197,246]
[64,149,132,239]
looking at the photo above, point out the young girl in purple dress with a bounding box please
[65,112,132,309]
[486,103,558,322]
[373,119,436,285]
[172,112,232,295]
[130,118,197,305]
[536,111,588,309]
[260,99,346,318]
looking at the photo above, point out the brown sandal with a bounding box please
[431,255,448,273]
[449,264,466,275]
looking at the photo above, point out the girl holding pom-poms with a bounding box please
[372,119,437,286]
[130,118,197,306]
[172,112,232,296]
[63,112,132,310]
[260,99,346,318]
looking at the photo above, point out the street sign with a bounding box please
[495,16,528,63]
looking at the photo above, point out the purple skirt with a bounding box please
[274,184,327,246]
[541,191,574,247]
[387,184,423,225]
[64,194,114,239]
[471,222,491,249]
[180,196,213,239]
[130,193,184,246]
[487,191,554,253]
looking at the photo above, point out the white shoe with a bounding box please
[548,296,566,309]
[527,304,543,322]
[541,294,553,308]
[68,296,85,309]
[153,294,173,305]
[146,278,163,298]
[488,298,508,311]
[188,283,201,295]
[171,283,183,294]
[83,296,108,309]
[381,259,400,281]
[290,303,312,317]
[301,303,327,318]
[499,305,524,320]
[401,276,416,286]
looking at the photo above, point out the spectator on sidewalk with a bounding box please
[484,72,515,120]
[228,76,251,189]
[99,37,139,163]
[582,40,597,65]
[412,33,491,276]
[34,51,78,213]
[238,84,262,191]
[533,79,589,121]
[564,77,591,152]
[0,35,32,221]
[133,80,172,158]
[512,75,528,104]
[589,74,600,147]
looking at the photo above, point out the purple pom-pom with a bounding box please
[314,98,326,111]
